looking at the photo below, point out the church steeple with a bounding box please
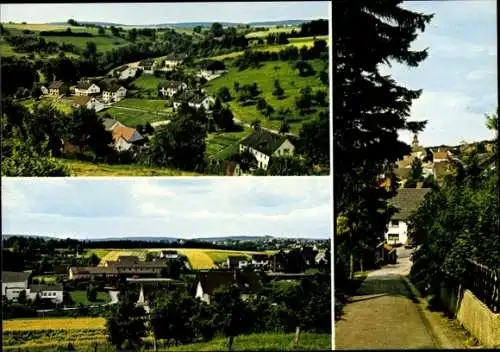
[412,133,420,151]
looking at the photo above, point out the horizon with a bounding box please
[0,2,329,26]
[2,178,332,240]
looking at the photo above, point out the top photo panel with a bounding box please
[1,1,331,177]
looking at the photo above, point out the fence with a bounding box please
[465,259,500,313]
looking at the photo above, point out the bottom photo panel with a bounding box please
[2,177,333,351]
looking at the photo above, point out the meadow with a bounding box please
[204,59,327,133]
[245,26,301,38]
[85,248,270,270]
[59,159,199,177]
[3,317,106,331]
[70,291,110,306]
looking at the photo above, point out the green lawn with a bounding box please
[19,96,74,114]
[32,275,57,283]
[164,332,332,351]
[59,158,200,176]
[132,75,164,94]
[39,35,129,52]
[69,290,110,306]
[204,59,328,133]
[102,98,173,126]
[205,127,252,160]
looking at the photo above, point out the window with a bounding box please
[388,233,399,241]
[390,220,399,227]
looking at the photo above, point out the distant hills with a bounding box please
[45,19,317,28]
[2,234,328,241]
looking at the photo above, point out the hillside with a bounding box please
[204,59,328,133]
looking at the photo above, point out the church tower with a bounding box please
[411,133,420,152]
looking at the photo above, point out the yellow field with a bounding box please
[89,248,270,270]
[3,317,106,331]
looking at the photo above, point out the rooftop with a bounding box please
[2,271,31,283]
[388,188,432,221]
[240,129,289,156]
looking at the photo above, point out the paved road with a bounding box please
[335,248,437,350]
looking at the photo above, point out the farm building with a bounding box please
[73,96,105,112]
[239,129,295,170]
[74,81,101,96]
[101,82,127,103]
[48,81,65,96]
[2,271,31,301]
[27,284,64,304]
[138,59,156,75]
[115,65,138,80]
[110,125,144,152]
[173,90,215,111]
[164,54,185,69]
[226,255,249,269]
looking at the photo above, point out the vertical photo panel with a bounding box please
[2,177,333,351]
[333,0,498,350]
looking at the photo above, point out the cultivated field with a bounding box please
[87,248,269,270]
[3,317,106,331]
[245,26,301,38]
[204,59,327,132]
[59,159,199,177]
[205,127,252,160]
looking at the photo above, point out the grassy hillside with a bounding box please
[204,59,328,133]
[246,26,301,38]
[205,127,253,160]
[59,159,199,176]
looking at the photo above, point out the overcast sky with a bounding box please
[0,2,328,25]
[1,178,332,240]
[388,1,497,147]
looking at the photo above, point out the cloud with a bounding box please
[1,178,332,239]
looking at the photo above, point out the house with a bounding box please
[198,60,226,80]
[74,81,101,96]
[102,82,127,103]
[2,271,31,301]
[251,254,269,268]
[70,256,170,280]
[433,161,452,182]
[173,90,215,111]
[111,125,144,151]
[27,284,64,304]
[226,255,249,269]
[158,80,187,97]
[115,65,138,80]
[48,81,65,96]
[159,250,179,259]
[138,59,156,75]
[40,85,49,95]
[164,54,184,69]
[239,129,295,170]
[195,271,263,304]
[73,96,105,112]
[433,151,449,163]
[385,188,432,246]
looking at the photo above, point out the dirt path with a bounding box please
[335,249,436,349]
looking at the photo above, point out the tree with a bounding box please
[88,253,100,267]
[193,26,203,34]
[268,156,310,176]
[17,290,27,304]
[293,60,315,77]
[272,79,285,99]
[263,104,275,119]
[256,97,267,111]
[146,106,207,171]
[333,1,433,280]
[313,90,327,107]
[405,157,424,188]
[98,27,105,35]
[87,284,97,302]
[128,28,138,42]
[231,150,257,173]
[212,285,247,351]
[295,86,313,112]
[279,119,290,135]
[110,26,120,37]
[211,22,224,37]
[298,112,329,168]
[217,86,232,102]
[233,82,240,92]
[107,292,147,351]
[213,106,235,132]
[67,19,79,26]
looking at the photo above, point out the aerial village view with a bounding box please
[334,0,499,350]
[0,1,330,177]
[2,178,332,351]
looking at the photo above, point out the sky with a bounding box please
[0,2,328,25]
[1,178,332,240]
[386,1,498,147]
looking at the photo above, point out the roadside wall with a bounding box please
[456,289,500,348]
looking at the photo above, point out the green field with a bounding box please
[246,26,301,39]
[70,291,110,306]
[32,275,57,283]
[132,75,164,94]
[101,98,173,126]
[59,159,199,176]
[204,59,328,133]
[205,127,252,160]
[19,97,74,114]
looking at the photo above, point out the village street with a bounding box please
[335,248,462,350]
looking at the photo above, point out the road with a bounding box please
[233,118,297,137]
[111,106,172,116]
[335,248,438,350]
